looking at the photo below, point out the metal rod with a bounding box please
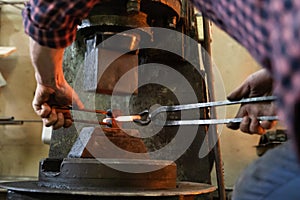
[202,17,226,200]
[0,119,109,126]
[149,96,276,118]
[72,119,109,126]
[0,121,23,125]
[53,106,108,115]
[155,116,279,126]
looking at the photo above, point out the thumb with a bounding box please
[227,81,250,101]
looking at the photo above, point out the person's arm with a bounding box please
[22,1,100,129]
[226,69,277,134]
[30,38,84,129]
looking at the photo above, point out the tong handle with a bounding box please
[158,116,279,126]
[52,105,108,115]
[134,96,278,126]
[149,96,277,119]
[0,117,23,125]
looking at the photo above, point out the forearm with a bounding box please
[29,38,65,88]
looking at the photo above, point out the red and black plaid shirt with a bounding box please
[192,0,300,150]
[22,0,100,48]
[23,0,300,150]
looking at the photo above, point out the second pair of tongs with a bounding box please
[132,96,278,126]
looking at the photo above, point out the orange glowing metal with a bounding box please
[102,115,141,123]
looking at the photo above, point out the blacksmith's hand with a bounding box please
[227,69,277,134]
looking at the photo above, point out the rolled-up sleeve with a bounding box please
[22,0,99,48]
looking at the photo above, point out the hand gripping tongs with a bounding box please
[0,96,278,127]
[128,96,278,126]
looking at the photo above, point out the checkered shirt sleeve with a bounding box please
[22,0,100,48]
[193,0,300,153]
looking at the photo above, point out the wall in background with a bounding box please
[0,5,49,178]
[210,25,263,187]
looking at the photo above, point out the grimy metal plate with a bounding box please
[38,158,177,190]
[0,181,216,198]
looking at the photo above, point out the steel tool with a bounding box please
[0,96,277,126]
[130,95,278,126]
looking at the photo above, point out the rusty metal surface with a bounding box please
[81,0,181,28]
[202,17,226,200]
[68,127,148,159]
[127,0,141,14]
[0,181,215,197]
[88,14,148,29]
[38,158,176,190]
[142,0,181,16]
[76,0,152,39]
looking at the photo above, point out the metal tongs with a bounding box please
[129,96,278,126]
[0,96,278,127]
[0,116,42,125]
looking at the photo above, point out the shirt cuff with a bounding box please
[22,7,77,49]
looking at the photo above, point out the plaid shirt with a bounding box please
[192,0,300,152]
[23,0,300,150]
[22,0,100,48]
